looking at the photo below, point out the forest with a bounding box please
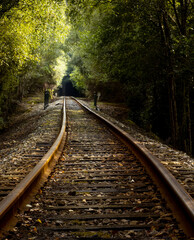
[0,0,193,155]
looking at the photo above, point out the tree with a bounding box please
[0,0,69,128]
[66,0,194,154]
[156,0,193,153]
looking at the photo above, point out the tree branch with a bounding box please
[172,0,182,34]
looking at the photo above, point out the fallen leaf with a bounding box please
[36,219,42,224]
[26,204,32,208]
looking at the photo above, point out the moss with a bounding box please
[72,231,111,238]
[27,97,43,105]
[127,119,136,125]
[70,220,86,225]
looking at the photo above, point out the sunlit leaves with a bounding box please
[0,0,69,126]
[52,51,68,85]
[70,66,86,89]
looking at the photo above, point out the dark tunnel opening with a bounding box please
[58,78,83,97]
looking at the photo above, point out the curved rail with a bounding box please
[0,97,67,234]
[0,96,193,237]
[73,97,194,237]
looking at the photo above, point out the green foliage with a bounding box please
[70,66,85,89]
[66,0,194,153]
[0,0,69,124]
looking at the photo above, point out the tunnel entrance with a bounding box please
[59,78,83,97]
[63,80,79,96]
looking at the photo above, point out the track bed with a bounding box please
[4,98,187,239]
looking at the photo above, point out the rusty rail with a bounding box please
[73,97,194,237]
[0,96,193,237]
[0,97,67,235]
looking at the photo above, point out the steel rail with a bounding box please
[0,97,67,235]
[73,97,194,237]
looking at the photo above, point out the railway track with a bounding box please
[0,99,63,204]
[1,97,194,239]
[79,99,194,199]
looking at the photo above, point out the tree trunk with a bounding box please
[168,69,179,147]
[17,80,23,102]
[159,8,179,147]
[173,0,192,154]
[180,74,192,154]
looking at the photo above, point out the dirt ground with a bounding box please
[0,93,59,150]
